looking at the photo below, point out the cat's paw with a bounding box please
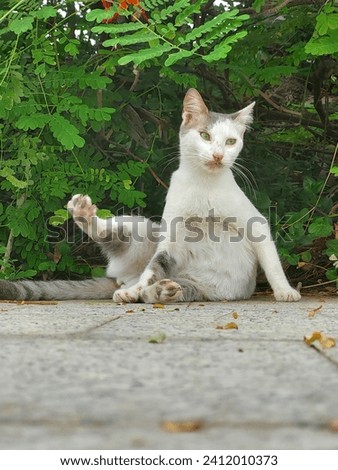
[67,194,97,219]
[274,288,301,302]
[141,279,183,303]
[113,286,141,303]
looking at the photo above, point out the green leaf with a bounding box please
[326,239,338,256]
[92,23,145,34]
[164,49,193,67]
[301,251,312,262]
[123,179,132,190]
[49,209,70,226]
[331,166,338,176]
[65,42,80,57]
[8,16,34,34]
[252,0,266,13]
[15,270,37,280]
[78,72,112,90]
[33,6,57,20]
[96,209,114,219]
[118,44,172,66]
[308,217,333,237]
[6,175,28,189]
[49,114,85,150]
[16,114,49,131]
[86,8,121,23]
[305,29,338,55]
[91,267,106,278]
[148,332,166,344]
[103,32,158,48]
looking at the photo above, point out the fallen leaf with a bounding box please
[304,331,336,349]
[329,419,338,432]
[152,303,165,309]
[199,303,205,307]
[232,311,239,319]
[297,261,306,268]
[162,419,204,433]
[148,332,166,344]
[126,309,134,313]
[308,305,323,318]
[216,322,238,330]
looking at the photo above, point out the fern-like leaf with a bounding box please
[203,31,248,63]
[175,0,205,27]
[164,49,193,67]
[92,23,145,34]
[118,43,172,66]
[179,9,245,45]
[103,31,158,48]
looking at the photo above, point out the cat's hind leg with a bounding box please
[139,278,207,303]
[112,250,175,302]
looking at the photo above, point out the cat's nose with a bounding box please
[213,153,224,162]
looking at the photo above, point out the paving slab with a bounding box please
[0,296,337,450]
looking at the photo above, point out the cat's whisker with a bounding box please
[232,164,257,197]
[234,159,258,190]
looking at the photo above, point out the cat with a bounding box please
[0,88,301,302]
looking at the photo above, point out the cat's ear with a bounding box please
[182,88,209,127]
[232,102,255,129]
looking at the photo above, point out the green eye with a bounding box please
[226,138,237,145]
[200,131,211,141]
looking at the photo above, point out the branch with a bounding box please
[95,141,169,190]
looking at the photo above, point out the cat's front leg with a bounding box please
[67,194,106,241]
[251,222,301,302]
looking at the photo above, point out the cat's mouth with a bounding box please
[205,160,224,171]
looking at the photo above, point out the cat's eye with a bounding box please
[226,138,237,145]
[200,131,211,141]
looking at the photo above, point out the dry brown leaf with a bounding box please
[126,309,134,314]
[329,419,338,432]
[304,331,336,349]
[308,305,323,317]
[152,303,165,309]
[232,311,239,319]
[216,322,238,330]
[162,419,204,433]
[297,261,306,268]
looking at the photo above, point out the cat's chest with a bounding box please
[164,172,247,220]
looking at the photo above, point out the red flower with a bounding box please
[101,0,148,23]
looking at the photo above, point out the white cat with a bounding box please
[110,88,301,303]
[0,89,300,302]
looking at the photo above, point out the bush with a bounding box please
[0,0,337,291]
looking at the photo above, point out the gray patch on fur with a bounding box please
[150,251,176,278]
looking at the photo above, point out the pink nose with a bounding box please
[213,153,223,162]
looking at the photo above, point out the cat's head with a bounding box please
[179,88,254,172]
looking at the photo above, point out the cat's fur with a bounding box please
[0,89,301,302]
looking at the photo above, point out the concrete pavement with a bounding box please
[0,295,337,450]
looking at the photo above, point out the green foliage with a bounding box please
[89,4,249,67]
[305,4,338,55]
[0,0,337,292]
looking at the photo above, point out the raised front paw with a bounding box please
[113,287,141,303]
[67,194,97,219]
[274,288,301,302]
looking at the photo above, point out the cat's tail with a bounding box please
[0,278,119,301]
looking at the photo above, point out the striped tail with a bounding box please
[0,278,119,301]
